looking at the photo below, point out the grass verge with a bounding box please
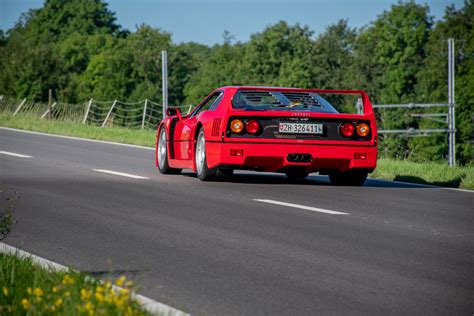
[1,112,472,190]
[0,112,156,147]
[372,159,474,190]
[0,252,150,315]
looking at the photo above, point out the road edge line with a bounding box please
[0,242,188,316]
[0,127,154,151]
[3,126,471,193]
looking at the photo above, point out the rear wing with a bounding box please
[232,87,374,115]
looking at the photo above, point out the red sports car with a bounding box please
[156,86,377,185]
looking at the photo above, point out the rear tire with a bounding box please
[329,169,368,186]
[195,129,217,181]
[157,127,182,175]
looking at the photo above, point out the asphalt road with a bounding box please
[1,127,473,315]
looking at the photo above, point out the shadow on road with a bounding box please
[180,171,432,189]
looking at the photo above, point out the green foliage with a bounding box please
[0,253,150,315]
[0,0,472,164]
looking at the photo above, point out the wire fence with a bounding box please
[0,94,450,163]
[0,95,193,130]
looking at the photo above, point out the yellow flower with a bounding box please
[27,288,32,295]
[115,276,126,287]
[21,298,30,310]
[105,281,112,289]
[35,296,42,303]
[65,291,71,297]
[52,286,58,293]
[96,285,104,293]
[85,302,93,311]
[95,292,104,302]
[125,306,133,316]
[80,288,91,300]
[51,306,56,312]
[2,287,8,296]
[120,288,129,296]
[34,287,44,296]
[62,275,74,285]
[115,298,124,306]
[125,280,133,287]
[55,298,63,307]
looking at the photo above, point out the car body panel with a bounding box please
[156,86,378,175]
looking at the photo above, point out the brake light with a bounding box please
[356,123,370,137]
[339,123,355,137]
[230,119,244,133]
[245,119,260,134]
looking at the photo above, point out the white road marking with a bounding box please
[2,127,472,194]
[0,242,188,316]
[0,150,32,158]
[0,127,154,151]
[93,169,149,179]
[253,199,349,215]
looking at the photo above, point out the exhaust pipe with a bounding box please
[287,154,313,163]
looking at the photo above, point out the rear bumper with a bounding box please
[206,141,377,173]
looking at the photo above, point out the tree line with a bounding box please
[0,0,472,164]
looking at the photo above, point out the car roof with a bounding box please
[217,86,366,94]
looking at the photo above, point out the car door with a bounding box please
[172,91,223,160]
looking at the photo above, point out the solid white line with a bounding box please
[3,127,471,194]
[0,242,188,316]
[253,199,349,215]
[0,150,32,158]
[93,169,149,179]
[0,127,154,151]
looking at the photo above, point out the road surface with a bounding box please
[1,127,473,315]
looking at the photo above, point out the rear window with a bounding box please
[232,91,339,113]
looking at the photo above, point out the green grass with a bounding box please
[372,159,474,190]
[1,112,472,190]
[0,112,156,147]
[0,252,150,315]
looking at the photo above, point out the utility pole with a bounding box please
[448,38,456,167]
[162,50,168,120]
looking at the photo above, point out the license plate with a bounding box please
[278,122,323,134]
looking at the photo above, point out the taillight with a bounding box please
[339,123,355,137]
[356,123,370,137]
[245,119,260,134]
[230,119,244,133]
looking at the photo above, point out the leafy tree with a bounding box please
[242,21,314,87]
[353,1,433,159]
[416,0,474,164]
[184,41,245,104]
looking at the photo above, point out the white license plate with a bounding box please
[278,123,323,134]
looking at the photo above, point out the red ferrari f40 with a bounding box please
[156,86,377,185]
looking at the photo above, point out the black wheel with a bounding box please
[329,169,368,186]
[195,129,217,181]
[157,127,182,174]
[285,171,309,181]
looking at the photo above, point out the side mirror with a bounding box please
[166,107,182,120]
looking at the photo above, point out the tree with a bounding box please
[353,1,433,159]
[416,0,474,164]
[242,21,314,87]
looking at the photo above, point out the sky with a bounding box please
[1,0,463,46]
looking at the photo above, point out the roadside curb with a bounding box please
[0,242,189,316]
